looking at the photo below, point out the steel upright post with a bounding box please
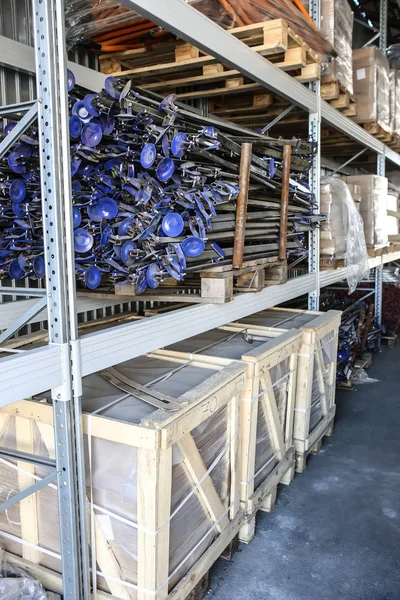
[379,0,388,53]
[308,0,321,311]
[32,0,89,597]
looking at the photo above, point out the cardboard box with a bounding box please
[352,47,390,130]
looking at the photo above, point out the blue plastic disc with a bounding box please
[118,218,133,236]
[161,134,170,157]
[9,180,26,203]
[69,115,82,139]
[81,122,103,147]
[4,123,16,135]
[121,240,137,265]
[9,257,25,280]
[181,236,205,257]
[74,228,94,253]
[146,263,162,289]
[136,269,148,293]
[72,100,90,122]
[87,203,102,223]
[73,207,82,228]
[140,143,157,169]
[161,213,184,237]
[171,132,188,158]
[84,265,102,289]
[84,93,100,117]
[71,155,82,177]
[156,157,175,182]
[67,69,75,92]
[12,202,25,217]
[96,197,118,219]
[104,76,120,100]
[99,114,115,135]
[33,255,45,278]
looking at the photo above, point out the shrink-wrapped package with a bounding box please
[345,175,389,248]
[320,0,353,94]
[352,47,391,131]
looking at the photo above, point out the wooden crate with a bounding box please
[223,307,341,473]
[156,326,302,544]
[99,19,321,102]
[0,353,247,600]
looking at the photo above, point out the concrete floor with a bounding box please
[207,345,400,600]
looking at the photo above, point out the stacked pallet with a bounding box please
[99,19,321,116]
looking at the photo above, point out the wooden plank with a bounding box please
[259,372,285,460]
[228,394,241,520]
[178,433,230,532]
[137,446,172,600]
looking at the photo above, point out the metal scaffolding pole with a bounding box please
[32,0,89,596]
[308,0,321,311]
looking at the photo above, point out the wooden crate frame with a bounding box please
[0,355,247,600]
[223,308,341,473]
[153,327,302,544]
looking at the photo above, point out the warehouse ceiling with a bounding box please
[348,0,400,44]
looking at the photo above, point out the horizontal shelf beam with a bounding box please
[0,344,62,406]
[0,35,105,92]
[0,251,399,398]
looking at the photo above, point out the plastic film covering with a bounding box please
[387,191,399,237]
[321,178,369,293]
[352,47,391,131]
[0,357,234,597]
[320,0,353,94]
[65,0,332,56]
[254,357,289,490]
[235,308,317,329]
[0,547,60,600]
[344,175,389,249]
[309,329,336,433]
[389,70,400,136]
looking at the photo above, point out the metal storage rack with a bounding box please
[0,0,398,596]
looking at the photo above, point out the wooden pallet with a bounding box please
[0,353,247,600]
[382,334,398,348]
[367,245,389,258]
[321,80,357,116]
[295,416,335,473]
[320,257,345,270]
[99,20,321,104]
[362,121,393,144]
[156,327,302,545]
[92,258,288,305]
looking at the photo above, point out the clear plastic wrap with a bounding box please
[0,547,60,600]
[389,70,400,136]
[0,356,235,597]
[320,0,353,94]
[387,191,399,237]
[320,178,369,293]
[65,0,332,56]
[345,175,389,249]
[309,330,336,433]
[352,47,391,130]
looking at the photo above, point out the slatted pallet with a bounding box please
[321,80,357,116]
[320,257,345,270]
[76,258,288,305]
[0,353,247,600]
[367,245,390,258]
[294,416,335,473]
[362,121,394,144]
[99,20,321,105]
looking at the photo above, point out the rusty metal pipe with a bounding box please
[233,142,252,269]
[279,144,292,261]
